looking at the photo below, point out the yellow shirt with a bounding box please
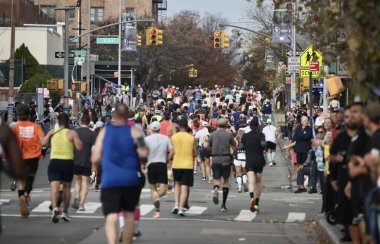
[324,144,330,175]
[172,132,195,169]
[50,128,74,160]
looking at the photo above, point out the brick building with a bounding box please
[0,0,54,27]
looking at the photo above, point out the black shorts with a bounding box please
[147,163,168,185]
[296,152,308,165]
[212,164,232,180]
[203,147,212,158]
[245,161,264,174]
[101,187,141,215]
[198,147,205,161]
[172,169,194,186]
[266,141,277,150]
[24,158,39,175]
[73,165,91,177]
[48,159,74,182]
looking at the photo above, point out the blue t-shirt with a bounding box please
[101,124,141,188]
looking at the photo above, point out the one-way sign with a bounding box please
[55,52,75,59]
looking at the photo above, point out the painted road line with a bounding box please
[32,201,51,213]
[186,206,207,215]
[0,199,10,206]
[140,204,154,216]
[76,202,102,214]
[234,210,257,222]
[285,212,306,222]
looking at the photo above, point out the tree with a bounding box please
[14,43,40,80]
[19,72,51,93]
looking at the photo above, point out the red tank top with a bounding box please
[160,121,171,136]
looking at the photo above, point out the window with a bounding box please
[40,5,56,19]
[90,7,104,23]
[125,8,135,14]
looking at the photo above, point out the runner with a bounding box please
[234,129,248,193]
[171,119,197,216]
[262,118,278,166]
[41,112,83,223]
[195,121,211,181]
[206,118,236,212]
[145,121,173,218]
[241,117,267,213]
[72,115,96,211]
[11,104,45,217]
[91,103,148,244]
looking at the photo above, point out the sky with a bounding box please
[167,0,253,24]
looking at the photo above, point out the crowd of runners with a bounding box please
[1,82,380,244]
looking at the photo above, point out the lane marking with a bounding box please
[76,202,102,214]
[32,201,51,213]
[234,210,257,222]
[186,206,207,215]
[0,199,10,206]
[285,212,305,222]
[140,204,154,216]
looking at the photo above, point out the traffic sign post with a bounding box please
[96,37,120,44]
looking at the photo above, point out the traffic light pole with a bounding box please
[86,0,91,98]
[117,0,122,92]
[290,0,297,108]
[7,0,15,123]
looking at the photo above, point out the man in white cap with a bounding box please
[262,118,277,166]
[145,121,173,218]
[195,121,211,181]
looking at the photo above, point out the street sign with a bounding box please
[74,57,85,65]
[300,44,323,78]
[287,57,300,71]
[72,50,87,56]
[309,61,319,72]
[287,51,302,57]
[55,52,75,59]
[96,37,120,44]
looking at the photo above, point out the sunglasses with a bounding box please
[317,131,325,134]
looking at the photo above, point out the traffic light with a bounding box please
[71,82,81,92]
[156,29,163,45]
[221,32,230,48]
[146,27,156,45]
[81,82,87,93]
[136,34,142,46]
[193,69,198,77]
[214,31,221,48]
[188,68,198,78]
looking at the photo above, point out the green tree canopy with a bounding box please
[19,72,51,93]
[14,43,41,80]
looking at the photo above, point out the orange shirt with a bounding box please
[160,120,171,136]
[12,121,44,159]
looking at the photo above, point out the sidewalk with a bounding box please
[272,112,346,244]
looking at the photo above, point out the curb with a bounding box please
[316,217,342,244]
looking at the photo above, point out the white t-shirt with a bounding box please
[262,125,277,143]
[195,128,210,147]
[145,133,173,165]
[243,126,251,134]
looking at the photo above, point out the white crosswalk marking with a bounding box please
[285,212,305,222]
[0,199,10,206]
[32,201,51,213]
[186,206,207,215]
[140,204,154,216]
[234,210,257,222]
[76,203,102,214]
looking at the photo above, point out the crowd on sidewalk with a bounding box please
[0,83,289,244]
[283,101,380,244]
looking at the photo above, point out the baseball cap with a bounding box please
[150,121,161,131]
[202,121,209,127]
[267,119,272,124]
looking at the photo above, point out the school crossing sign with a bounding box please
[300,44,323,78]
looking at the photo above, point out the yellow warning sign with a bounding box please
[300,44,323,78]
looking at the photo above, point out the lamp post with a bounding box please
[7,0,16,123]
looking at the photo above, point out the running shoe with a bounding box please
[133,230,142,240]
[167,184,173,191]
[60,211,71,222]
[119,230,123,243]
[308,188,318,194]
[51,208,61,223]
[213,188,219,205]
[153,210,160,218]
[249,198,256,212]
[78,206,86,211]
[89,171,96,184]
[254,205,260,213]
[208,178,213,184]
[10,180,17,191]
[72,197,79,209]
[178,208,185,216]
[183,202,190,211]
[19,196,29,217]
[294,188,307,194]
[238,186,242,193]
[202,177,206,181]
[193,170,197,175]
[94,185,100,192]
[171,205,178,214]
[221,206,227,212]
[242,183,248,192]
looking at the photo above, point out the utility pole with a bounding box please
[7,0,16,123]
[117,0,122,92]
[290,0,297,108]
[77,0,82,82]
[86,0,91,97]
